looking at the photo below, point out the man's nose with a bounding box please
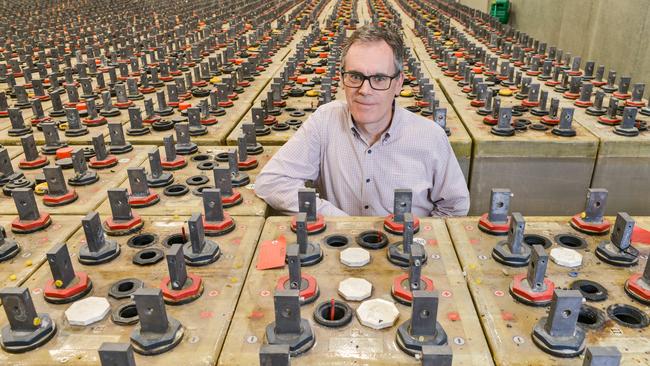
[357,79,373,95]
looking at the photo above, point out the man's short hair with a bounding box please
[341,23,405,74]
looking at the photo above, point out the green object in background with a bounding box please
[490,0,510,24]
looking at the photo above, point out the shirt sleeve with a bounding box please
[429,132,470,217]
[254,108,349,216]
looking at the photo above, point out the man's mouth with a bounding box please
[355,101,374,106]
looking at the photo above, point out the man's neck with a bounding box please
[354,109,394,146]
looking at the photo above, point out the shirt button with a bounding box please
[367,149,372,154]
[366,178,370,183]
[364,205,369,209]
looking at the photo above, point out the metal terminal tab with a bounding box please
[19,135,48,169]
[107,188,137,221]
[203,189,225,222]
[146,149,174,188]
[84,98,103,123]
[159,135,186,170]
[183,213,221,266]
[242,123,264,155]
[213,167,234,197]
[584,189,608,223]
[12,188,51,233]
[40,123,68,155]
[0,287,56,353]
[265,289,315,356]
[252,107,271,135]
[491,107,514,136]
[108,123,133,154]
[186,107,207,136]
[46,242,85,293]
[79,212,120,265]
[68,149,98,186]
[154,90,173,116]
[388,213,424,267]
[433,108,450,136]
[393,189,413,223]
[396,290,448,356]
[0,148,22,184]
[596,212,638,266]
[130,288,184,355]
[421,345,453,366]
[201,188,235,236]
[174,124,198,155]
[552,108,577,137]
[614,107,640,137]
[42,166,77,206]
[236,136,257,170]
[98,343,137,366]
[90,134,114,165]
[532,290,585,357]
[298,189,318,222]
[259,344,291,366]
[126,107,150,136]
[576,83,594,107]
[8,108,32,136]
[492,212,531,266]
[128,167,159,207]
[167,244,188,290]
[0,225,20,261]
[488,189,511,223]
[511,245,554,306]
[286,245,302,292]
[99,91,120,117]
[582,347,622,366]
[408,244,426,293]
[293,212,323,266]
[227,149,250,187]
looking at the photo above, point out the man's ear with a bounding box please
[394,71,405,96]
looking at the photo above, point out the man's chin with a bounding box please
[351,114,376,124]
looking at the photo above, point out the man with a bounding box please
[255,24,469,216]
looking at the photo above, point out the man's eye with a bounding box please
[372,76,388,82]
[350,74,363,81]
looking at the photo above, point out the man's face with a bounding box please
[343,40,404,129]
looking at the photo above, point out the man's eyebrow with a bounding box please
[345,70,392,77]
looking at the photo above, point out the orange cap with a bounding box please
[55,147,74,160]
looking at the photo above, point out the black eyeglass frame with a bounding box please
[340,69,402,91]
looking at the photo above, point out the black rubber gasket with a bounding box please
[162,233,186,248]
[570,279,608,302]
[323,234,349,249]
[607,303,650,328]
[111,302,139,326]
[554,233,588,249]
[523,234,552,249]
[190,154,212,162]
[126,233,158,248]
[186,175,209,186]
[163,184,189,197]
[132,248,164,266]
[108,278,145,299]
[356,230,389,250]
[577,304,606,330]
[313,300,353,328]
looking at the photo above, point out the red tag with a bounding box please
[632,226,650,245]
[256,235,286,270]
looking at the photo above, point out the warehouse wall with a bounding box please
[459,0,650,86]
[458,0,489,12]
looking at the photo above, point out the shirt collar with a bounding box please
[347,100,401,144]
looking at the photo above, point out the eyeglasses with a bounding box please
[341,70,400,91]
